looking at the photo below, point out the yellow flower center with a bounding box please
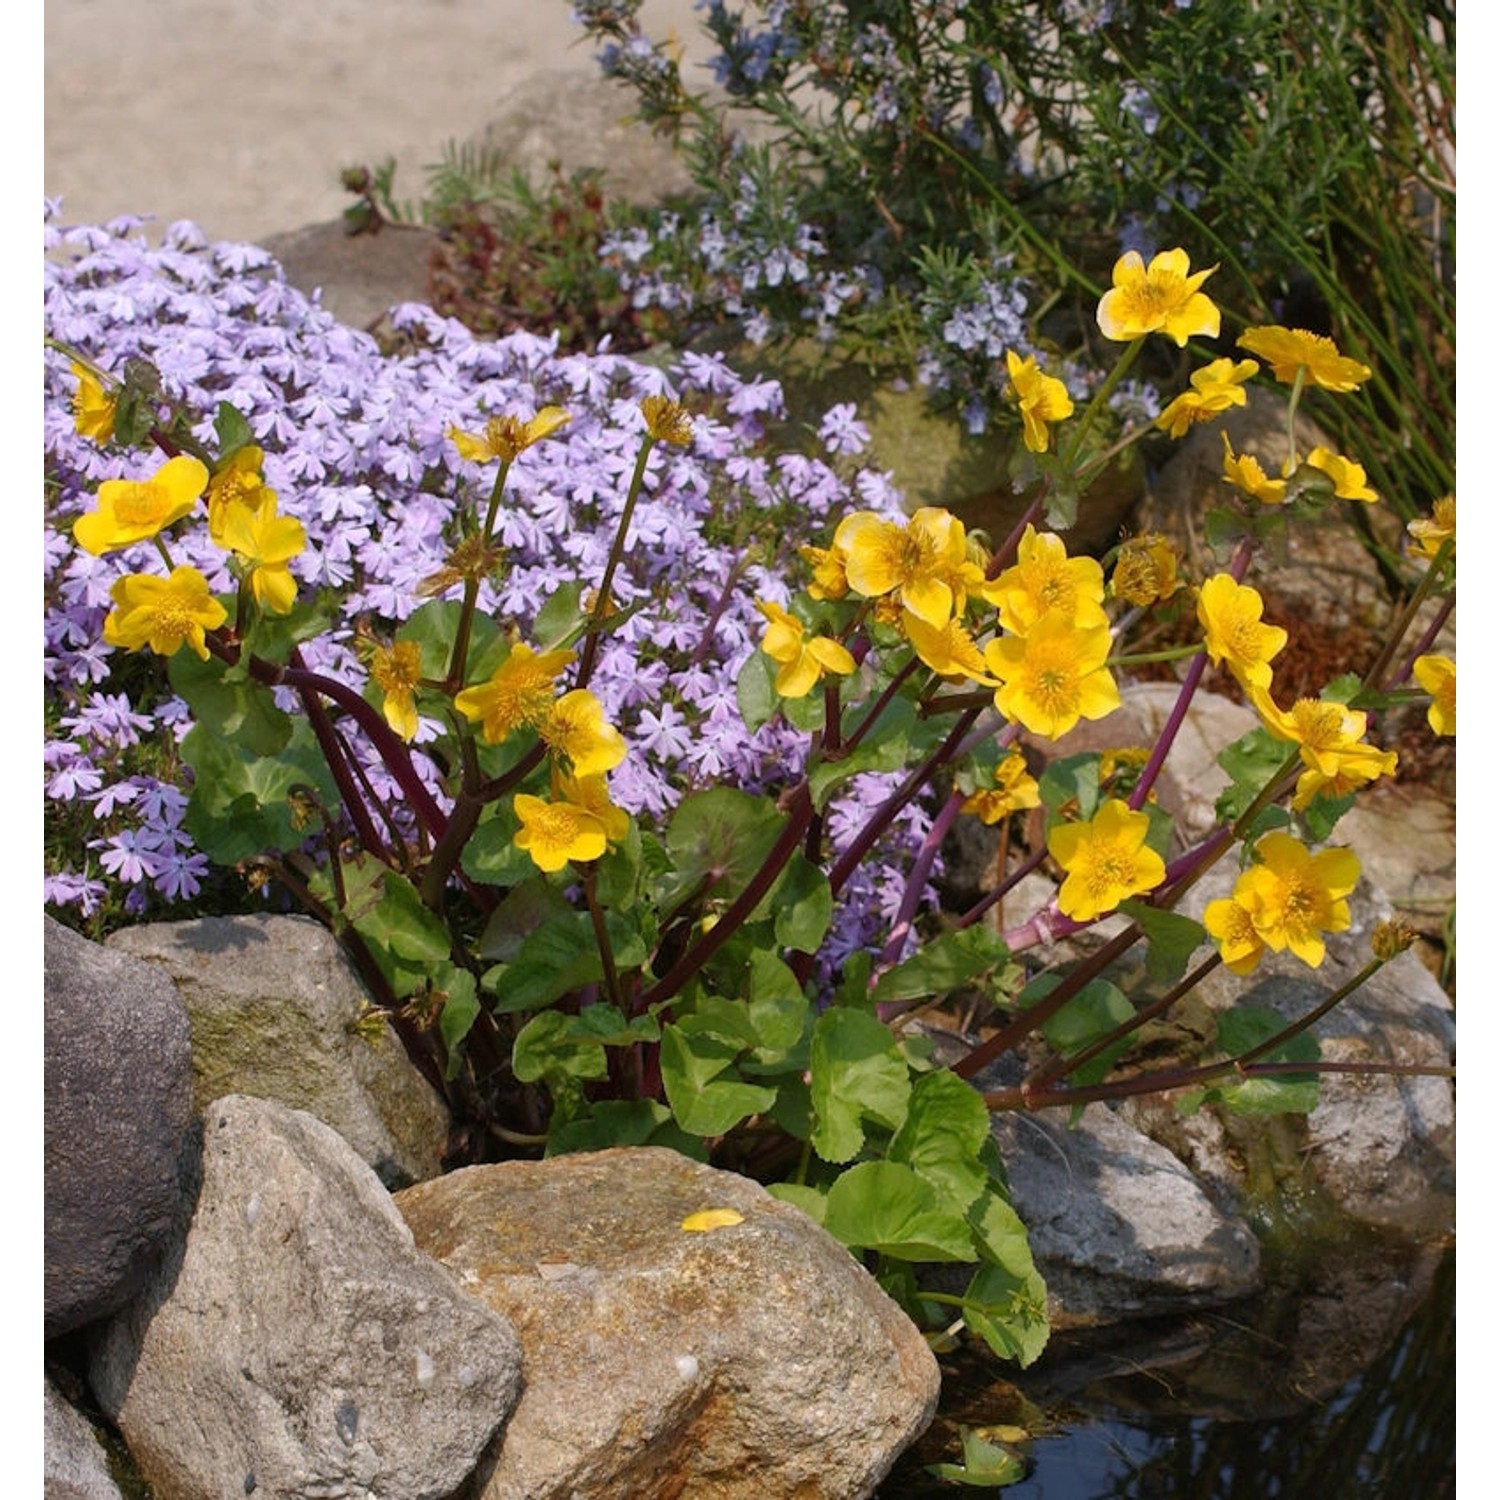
[114,482,170,526]
[146,594,198,643]
[1287,700,1343,749]
[372,642,422,695]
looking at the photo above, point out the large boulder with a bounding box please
[395,1146,941,1499]
[107,914,450,1188]
[44,917,194,1338]
[90,1095,522,1500]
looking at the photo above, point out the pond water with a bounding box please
[881,1245,1454,1498]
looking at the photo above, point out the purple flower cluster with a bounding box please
[43,208,935,970]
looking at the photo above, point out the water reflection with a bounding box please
[883,1247,1453,1498]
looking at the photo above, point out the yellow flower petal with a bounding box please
[681,1208,745,1232]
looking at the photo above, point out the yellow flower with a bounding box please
[833,507,975,629]
[70,361,116,443]
[1234,831,1360,968]
[984,615,1121,740]
[1412,655,1455,736]
[540,689,628,776]
[449,406,570,464]
[512,793,608,873]
[902,611,993,681]
[756,600,856,698]
[1196,574,1287,690]
[962,751,1041,825]
[1235,326,1371,392]
[1110,533,1181,607]
[1407,496,1454,561]
[1203,892,1268,976]
[370,640,425,742]
[216,492,306,615]
[73,454,209,556]
[1048,797,1166,923]
[1095,248,1220,346]
[556,771,631,843]
[1248,685,1397,810]
[205,447,274,542]
[1154,357,1259,439]
[640,393,695,446]
[1221,434,1287,506]
[103,566,227,661]
[981,523,1107,635]
[454,642,576,744]
[800,542,850,601]
[1305,447,1378,503]
[1005,350,1075,453]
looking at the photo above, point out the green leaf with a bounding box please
[1299,789,1357,844]
[1215,726,1293,823]
[240,601,330,666]
[809,1009,911,1163]
[533,580,588,651]
[971,1191,1047,1349]
[663,787,785,906]
[512,1010,610,1086]
[476,877,576,963]
[659,1022,778,1136]
[736,647,780,733]
[745,949,811,1055]
[1201,1004,1321,1115]
[833,948,873,1011]
[1039,752,1102,819]
[926,1427,1028,1487]
[888,1069,992,1215]
[766,1182,827,1224]
[769,854,833,952]
[460,800,535,886]
[180,719,340,864]
[399,599,502,683]
[1119,901,1207,984]
[168,651,291,757]
[1029,975,1134,1091]
[870,926,1012,1007]
[807,698,915,811]
[822,1160,974,1261]
[483,909,646,1014]
[435,966,479,1080]
[547,1100,705,1159]
[213,400,256,459]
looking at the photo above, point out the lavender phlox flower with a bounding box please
[44,870,110,917]
[95,826,166,885]
[818,402,871,457]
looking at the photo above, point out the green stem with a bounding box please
[1060,337,1145,473]
[576,432,656,689]
[583,864,624,1013]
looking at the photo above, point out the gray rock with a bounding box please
[984,1102,1262,1328]
[90,1095,522,1500]
[1164,868,1455,1240]
[395,1147,940,1499]
[259,220,440,333]
[44,917,194,1338]
[107,914,449,1189]
[44,1378,125,1500]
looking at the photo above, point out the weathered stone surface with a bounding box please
[44,917,194,1339]
[90,1095,522,1500]
[1153,870,1456,1240]
[107,914,449,1188]
[45,1377,125,1500]
[260,219,440,333]
[395,1147,940,1499]
[981,1101,1262,1329]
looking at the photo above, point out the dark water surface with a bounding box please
[881,1246,1454,1499]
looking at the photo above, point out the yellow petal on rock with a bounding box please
[681,1208,745,1232]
